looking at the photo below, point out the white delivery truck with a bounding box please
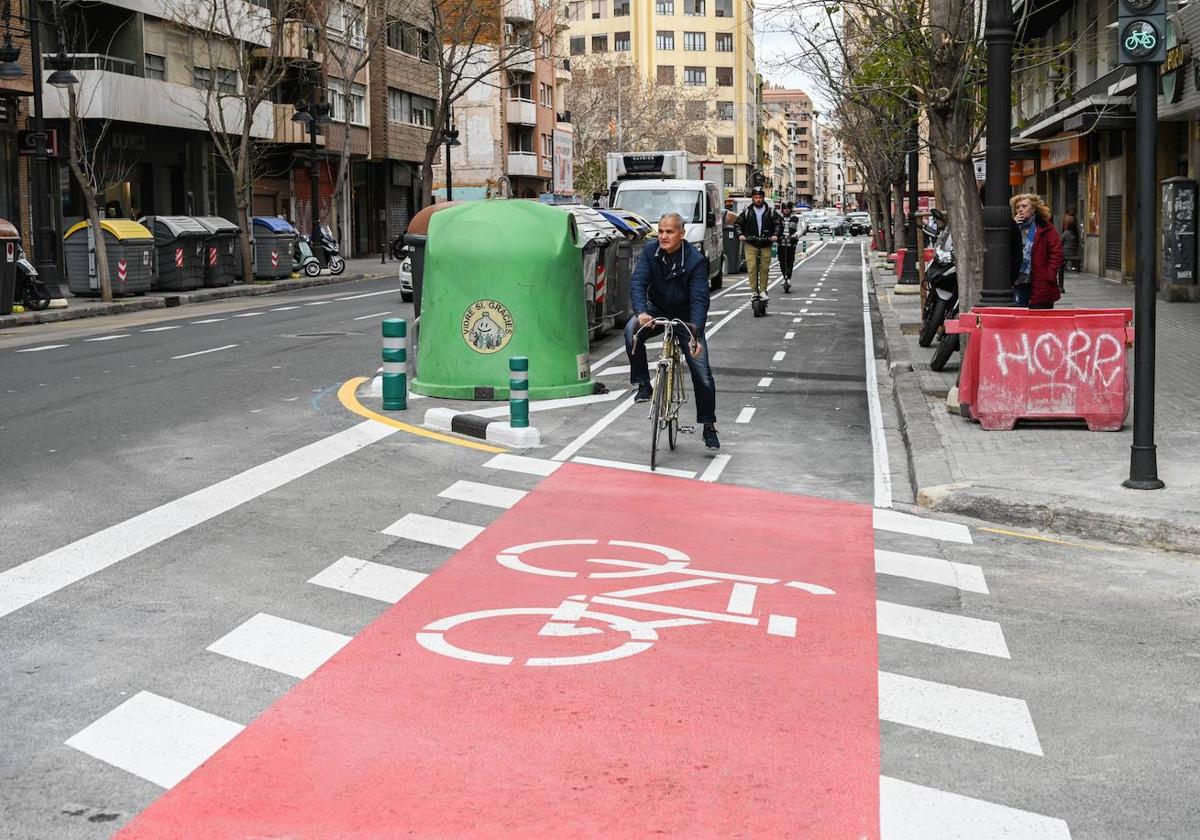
[606,151,726,290]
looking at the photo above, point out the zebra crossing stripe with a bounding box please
[874,509,973,543]
[880,776,1072,839]
[876,601,1010,658]
[382,513,483,549]
[875,549,989,593]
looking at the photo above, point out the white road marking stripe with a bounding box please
[571,455,696,479]
[698,454,731,483]
[767,614,797,637]
[303,301,331,307]
[880,776,1072,840]
[65,692,243,789]
[784,331,795,339]
[877,601,1009,658]
[84,334,130,342]
[707,309,730,315]
[337,288,395,300]
[874,508,973,543]
[861,242,893,509]
[140,326,181,333]
[757,377,773,388]
[552,396,639,462]
[0,420,396,619]
[772,351,786,362]
[727,582,757,614]
[352,310,392,320]
[875,549,988,593]
[736,407,756,423]
[232,311,264,317]
[382,513,483,549]
[191,318,227,324]
[171,344,238,360]
[16,344,68,352]
[439,480,527,509]
[596,364,631,377]
[878,671,1043,755]
[483,453,562,476]
[309,556,428,603]
[270,306,299,312]
[472,389,626,418]
[206,613,351,679]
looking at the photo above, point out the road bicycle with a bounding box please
[633,318,696,471]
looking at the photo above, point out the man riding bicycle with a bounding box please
[624,212,720,450]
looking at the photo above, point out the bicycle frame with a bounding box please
[634,318,694,470]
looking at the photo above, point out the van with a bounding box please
[610,179,725,290]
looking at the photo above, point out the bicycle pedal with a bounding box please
[679,425,696,434]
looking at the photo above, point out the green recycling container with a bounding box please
[411,200,596,400]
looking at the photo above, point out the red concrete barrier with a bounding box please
[946,307,1134,431]
[892,248,935,278]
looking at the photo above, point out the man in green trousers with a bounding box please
[735,187,780,300]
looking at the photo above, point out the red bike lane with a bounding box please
[120,463,880,838]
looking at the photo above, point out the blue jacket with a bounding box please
[630,240,710,334]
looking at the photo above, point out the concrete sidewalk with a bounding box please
[0,256,397,330]
[875,257,1200,553]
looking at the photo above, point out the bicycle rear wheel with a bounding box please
[649,366,667,470]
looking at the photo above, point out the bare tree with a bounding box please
[165,0,298,282]
[567,55,723,199]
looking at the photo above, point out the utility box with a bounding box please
[252,216,297,279]
[411,200,596,400]
[561,205,624,339]
[63,220,155,296]
[1161,176,1198,300]
[140,215,208,291]
[193,216,242,287]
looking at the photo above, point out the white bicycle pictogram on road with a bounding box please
[416,539,836,667]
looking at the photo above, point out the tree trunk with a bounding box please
[928,148,984,312]
[237,194,255,285]
[892,178,907,256]
[88,202,113,303]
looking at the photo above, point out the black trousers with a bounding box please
[777,244,797,280]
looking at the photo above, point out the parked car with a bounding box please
[846,212,872,236]
[814,215,848,236]
[399,253,413,302]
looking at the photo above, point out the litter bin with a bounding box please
[193,216,242,287]
[0,218,18,315]
[403,201,459,319]
[561,205,623,339]
[945,307,1134,431]
[63,219,155,296]
[723,214,745,274]
[598,207,652,328]
[251,216,297,279]
[140,215,208,291]
[411,200,596,400]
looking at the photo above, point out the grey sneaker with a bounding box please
[703,424,720,450]
[634,382,654,402]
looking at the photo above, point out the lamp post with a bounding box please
[981,0,1015,305]
[899,120,920,284]
[441,111,460,201]
[1,0,78,305]
[291,32,328,259]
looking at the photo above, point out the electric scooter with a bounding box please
[294,226,346,277]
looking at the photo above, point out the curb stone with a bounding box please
[0,271,393,330]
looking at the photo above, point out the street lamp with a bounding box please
[899,120,920,284]
[291,31,329,258]
[441,112,460,201]
[981,0,1015,305]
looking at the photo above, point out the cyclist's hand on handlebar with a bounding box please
[637,312,654,327]
[689,340,702,359]
[738,235,746,241]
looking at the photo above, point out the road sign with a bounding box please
[119,464,880,837]
[1118,0,1167,64]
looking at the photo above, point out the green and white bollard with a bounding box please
[382,318,408,411]
[802,240,808,255]
[509,356,529,428]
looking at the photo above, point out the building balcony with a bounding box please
[507,98,537,125]
[556,58,571,83]
[505,0,535,23]
[271,20,324,63]
[272,103,327,146]
[507,151,538,177]
[41,60,273,140]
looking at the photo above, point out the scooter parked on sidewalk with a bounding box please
[929,306,959,371]
[294,225,346,277]
[14,241,50,311]
[918,215,956,347]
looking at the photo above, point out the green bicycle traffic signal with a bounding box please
[1118,0,1166,64]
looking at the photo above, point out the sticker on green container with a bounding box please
[462,299,514,354]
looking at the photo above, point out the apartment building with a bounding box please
[563,0,758,191]
[0,10,33,243]
[431,0,564,200]
[761,108,791,199]
[762,86,815,205]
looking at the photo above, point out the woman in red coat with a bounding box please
[1010,193,1064,308]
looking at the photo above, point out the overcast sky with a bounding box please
[754,3,833,113]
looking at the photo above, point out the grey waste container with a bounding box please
[561,206,623,339]
[140,215,208,291]
[0,218,17,315]
[403,202,459,319]
[193,216,242,287]
[723,218,745,274]
[252,216,297,279]
[63,220,155,296]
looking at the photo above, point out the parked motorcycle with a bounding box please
[14,241,50,311]
[917,215,956,348]
[294,225,346,277]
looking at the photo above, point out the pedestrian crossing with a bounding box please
[61,450,1071,837]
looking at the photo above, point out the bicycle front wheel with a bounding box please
[650,366,667,471]
[667,364,679,450]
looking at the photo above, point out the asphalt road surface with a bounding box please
[2,240,1198,839]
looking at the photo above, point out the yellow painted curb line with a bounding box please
[976,526,1122,552]
[337,377,507,454]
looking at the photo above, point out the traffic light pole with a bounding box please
[1123,61,1165,490]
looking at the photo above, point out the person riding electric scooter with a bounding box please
[776,201,802,294]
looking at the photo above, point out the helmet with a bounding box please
[782,201,794,210]
[751,187,765,197]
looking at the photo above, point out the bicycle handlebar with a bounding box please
[632,317,698,354]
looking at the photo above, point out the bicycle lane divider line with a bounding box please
[116,462,880,838]
[860,242,893,509]
[0,419,398,621]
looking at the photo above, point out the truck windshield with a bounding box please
[614,189,703,224]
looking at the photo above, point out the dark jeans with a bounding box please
[625,318,717,425]
[1013,283,1031,306]
[778,244,797,279]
